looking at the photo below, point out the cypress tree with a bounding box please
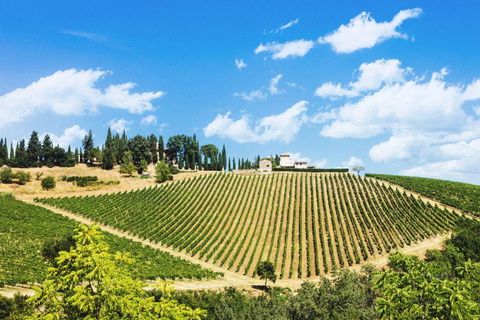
[42,134,54,167]
[228,158,231,171]
[158,135,164,161]
[222,145,227,170]
[178,153,183,169]
[149,134,158,164]
[232,157,236,170]
[75,148,79,164]
[26,131,42,167]
[82,130,94,165]
[185,152,190,170]
[102,128,115,170]
[10,143,14,161]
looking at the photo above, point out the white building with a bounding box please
[279,154,316,169]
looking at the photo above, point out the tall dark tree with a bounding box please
[102,128,115,170]
[74,148,79,164]
[26,131,42,166]
[42,134,54,167]
[10,143,14,161]
[233,157,236,170]
[228,158,231,171]
[0,138,7,165]
[158,135,164,162]
[128,135,151,165]
[222,145,227,170]
[178,153,183,169]
[15,140,27,167]
[82,130,94,165]
[148,134,158,163]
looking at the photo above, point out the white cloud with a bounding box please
[271,18,299,33]
[108,118,132,134]
[158,123,168,133]
[141,115,157,126]
[314,82,359,100]
[40,125,88,149]
[234,90,267,101]
[0,69,164,129]
[282,151,327,168]
[320,71,467,139]
[62,30,108,42]
[204,101,309,143]
[255,40,315,59]
[350,59,409,91]
[287,82,298,87]
[319,8,422,53]
[269,74,283,94]
[315,59,409,100]
[235,59,247,70]
[342,156,364,168]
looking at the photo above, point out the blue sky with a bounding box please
[1,1,480,183]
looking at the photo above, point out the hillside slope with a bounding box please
[37,172,459,280]
[366,174,480,217]
[0,194,220,287]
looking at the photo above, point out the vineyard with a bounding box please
[366,174,480,217]
[0,194,220,286]
[36,172,459,280]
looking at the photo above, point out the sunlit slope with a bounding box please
[366,174,480,217]
[37,172,458,279]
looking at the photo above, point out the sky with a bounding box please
[1,0,480,184]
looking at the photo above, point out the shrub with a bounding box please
[155,161,172,183]
[35,172,44,180]
[0,167,13,183]
[137,159,148,174]
[41,176,56,190]
[169,165,180,175]
[14,172,31,185]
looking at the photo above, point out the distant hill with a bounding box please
[366,174,480,217]
[37,172,459,280]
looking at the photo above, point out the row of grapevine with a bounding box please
[37,172,459,280]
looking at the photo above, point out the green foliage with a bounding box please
[155,161,173,183]
[128,135,151,165]
[82,130,94,165]
[169,165,180,175]
[35,172,43,180]
[137,159,149,174]
[119,150,136,176]
[366,173,480,216]
[0,167,13,183]
[255,261,277,287]
[14,171,31,185]
[0,294,33,319]
[27,225,207,319]
[41,176,55,190]
[373,252,480,319]
[0,196,220,287]
[102,127,115,170]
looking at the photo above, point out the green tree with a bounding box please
[28,225,206,319]
[41,176,56,190]
[232,157,236,170]
[255,261,277,287]
[82,130,94,165]
[155,161,173,183]
[102,128,115,170]
[158,135,165,162]
[128,135,151,165]
[120,151,136,176]
[137,159,148,174]
[26,131,42,167]
[41,134,54,167]
[148,134,158,164]
[373,252,480,319]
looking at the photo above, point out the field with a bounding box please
[36,172,459,280]
[0,194,220,287]
[366,174,480,217]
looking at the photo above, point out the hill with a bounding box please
[366,174,480,217]
[0,194,220,287]
[36,172,459,280]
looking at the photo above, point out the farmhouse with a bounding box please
[279,153,316,169]
[258,158,272,173]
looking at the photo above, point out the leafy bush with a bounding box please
[0,167,13,183]
[35,172,44,180]
[14,172,31,185]
[169,165,180,175]
[66,176,98,183]
[155,161,172,183]
[41,176,56,190]
[137,159,148,174]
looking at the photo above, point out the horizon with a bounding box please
[1,1,480,184]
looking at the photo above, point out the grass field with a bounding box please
[366,174,480,217]
[0,194,220,286]
[37,172,459,280]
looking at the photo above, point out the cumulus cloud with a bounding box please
[234,90,267,101]
[255,40,315,59]
[204,101,309,143]
[235,59,247,70]
[314,82,359,100]
[40,125,88,149]
[342,156,364,168]
[315,59,409,100]
[0,69,164,129]
[141,115,157,126]
[109,118,132,133]
[319,8,422,53]
[269,74,283,94]
[316,60,480,183]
